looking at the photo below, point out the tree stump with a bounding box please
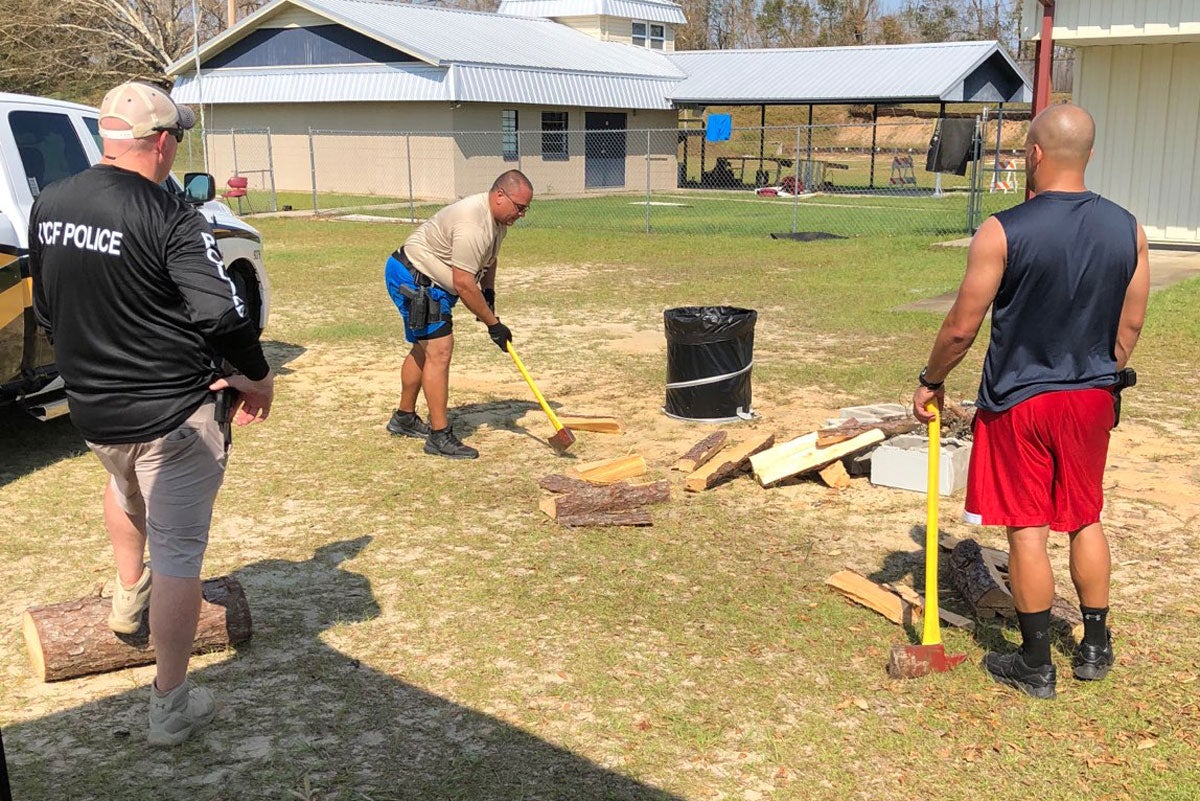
[22,576,252,682]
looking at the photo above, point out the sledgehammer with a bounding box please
[506,342,576,454]
[887,401,968,679]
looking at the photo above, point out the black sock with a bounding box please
[1016,608,1052,667]
[1080,605,1109,646]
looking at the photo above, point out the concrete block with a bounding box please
[827,403,909,427]
[870,435,971,496]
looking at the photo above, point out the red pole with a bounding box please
[1028,0,1055,199]
[1032,1,1055,118]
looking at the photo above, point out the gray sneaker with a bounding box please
[424,427,479,459]
[387,409,431,439]
[108,565,151,634]
[148,680,216,747]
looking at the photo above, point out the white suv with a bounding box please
[0,92,270,419]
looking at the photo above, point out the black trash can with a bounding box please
[663,306,756,423]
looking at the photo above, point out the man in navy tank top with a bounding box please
[912,104,1150,699]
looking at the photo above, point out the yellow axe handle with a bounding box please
[506,342,565,433]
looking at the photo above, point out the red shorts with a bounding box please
[964,388,1115,532]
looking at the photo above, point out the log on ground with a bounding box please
[751,429,884,487]
[684,433,776,492]
[539,480,670,519]
[23,576,251,683]
[816,416,921,447]
[557,509,653,527]
[538,474,594,494]
[672,431,728,472]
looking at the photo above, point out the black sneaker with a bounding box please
[1073,630,1114,681]
[424,427,478,459]
[387,410,430,439]
[983,651,1057,699]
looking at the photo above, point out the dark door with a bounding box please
[585,112,626,189]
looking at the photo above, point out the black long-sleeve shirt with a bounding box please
[28,164,268,443]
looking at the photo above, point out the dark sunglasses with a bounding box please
[500,188,530,214]
[155,127,185,143]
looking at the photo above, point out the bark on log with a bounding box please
[672,431,728,472]
[557,509,653,527]
[539,480,670,519]
[685,434,776,492]
[22,577,251,683]
[816,416,921,447]
[538,474,594,494]
[948,538,1013,618]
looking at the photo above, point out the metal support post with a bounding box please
[644,129,652,233]
[307,127,318,213]
[265,127,278,212]
[406,133,415,222]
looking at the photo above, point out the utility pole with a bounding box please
[228,0,237,28]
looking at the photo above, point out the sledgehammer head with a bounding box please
[549,427,576,454]
[887,643,968,679]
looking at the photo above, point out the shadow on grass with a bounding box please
[448,398,583,458]
[261,340,306,377]
[0,406,87,489]
[4,537,682,800]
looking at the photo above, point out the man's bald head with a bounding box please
[1027,103,1095,167]
[492,170,532,195]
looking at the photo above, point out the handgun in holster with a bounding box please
[213,386,237,425]
[1112,367,1137,428]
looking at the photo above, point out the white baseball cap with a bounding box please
[98,81,196,140]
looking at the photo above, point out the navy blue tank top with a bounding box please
[978,191,1137,412]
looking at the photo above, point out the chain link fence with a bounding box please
[198,117,1027,237]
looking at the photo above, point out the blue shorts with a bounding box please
[385,255,458,344]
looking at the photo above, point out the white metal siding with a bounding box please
[1077,44,1200,243]
[1022,0,1200,44]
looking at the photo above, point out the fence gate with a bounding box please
[202,128,277,213]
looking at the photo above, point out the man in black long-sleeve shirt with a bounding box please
[28,82,274,746]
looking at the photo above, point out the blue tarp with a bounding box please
[705,114,731,142]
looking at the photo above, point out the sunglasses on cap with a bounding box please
[154,127,185,143]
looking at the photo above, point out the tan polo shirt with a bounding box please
[403,193,506,294]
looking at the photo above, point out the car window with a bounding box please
[9,110,91,197]
[83,116,103,152]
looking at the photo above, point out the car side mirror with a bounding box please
[183,172,216,203]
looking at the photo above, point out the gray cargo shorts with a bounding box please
[87,400,230,578]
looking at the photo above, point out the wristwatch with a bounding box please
[918,367,944,391]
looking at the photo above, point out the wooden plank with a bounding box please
[817,460,852,489]
[672,431,728,472]
[825,570,914,626]
[557,509,652,527]
[752,429,885,487]
[557,416,623,434]
[540,480,670,519]
[748,433,818,482]
[684,433,775,492]
[565,454,646,484]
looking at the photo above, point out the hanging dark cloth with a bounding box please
[926,118,978,176]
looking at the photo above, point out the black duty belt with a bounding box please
[393,248,432,287]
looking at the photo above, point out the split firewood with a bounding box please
[947,538,1083,633]
[539,479,669,519]
[817,460,852,489]
[827,571,973,631]
[565,454,646,484]
[684,433,775,492]
[556,416,623,434]
[816,416,922,447]
[538,474,594,494]
[672,431,728,472]
[23,577,251,682]
[881,582,975,631]
[556,509,653,527]
[751,429,884,487]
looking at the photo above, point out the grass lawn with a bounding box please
[2,218,1198,800]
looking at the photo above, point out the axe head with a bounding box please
[549,427,576,454]
[887,643,968,680]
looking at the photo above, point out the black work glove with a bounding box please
[481,288,496,312]
[487,320,513,352]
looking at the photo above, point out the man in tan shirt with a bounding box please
[384,170,533,458]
